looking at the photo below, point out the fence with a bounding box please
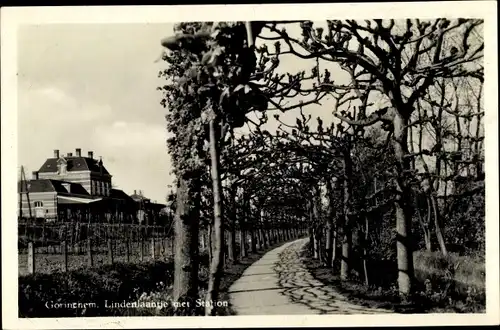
[18,222,174,276]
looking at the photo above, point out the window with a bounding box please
[34,201,43,207]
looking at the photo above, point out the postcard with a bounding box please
[1,2,498,329]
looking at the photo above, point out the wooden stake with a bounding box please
[28,242,35,274]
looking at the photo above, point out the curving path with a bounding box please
[228,238,393,315]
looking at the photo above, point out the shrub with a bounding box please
[413,250,485,312]
[19,261,175,317]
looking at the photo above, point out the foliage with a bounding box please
[155,18,485,311]
[303,242,485,313]
[413,250,485,312]
[444,187,485,256]
[19,261,175,317]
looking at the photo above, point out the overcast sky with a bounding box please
[18,23,177,203]
[18,21,441,203]
[17,22,343,203]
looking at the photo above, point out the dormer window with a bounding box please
[62,183,71,193]
[57,158,67,175]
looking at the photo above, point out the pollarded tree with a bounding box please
[267,19,483,296]
[161,22,259,315]
[275,108,366,279]
[411,75,484,255]
[158,22,207,313]
[160,20,310,315]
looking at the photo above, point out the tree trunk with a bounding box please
[362,215,370,286]
[208,224,213,261]
[173,175,201,313]
[325,227,333,267]
[258,228,265,249]
[312,228,318,259]
[240,193,249,258]
[205,118,224,316]
[309,226,314,255]
[416,195,432,252]
[392,112,415,297]
[250,229,257,253]
[264,227,269,248]
[228,189,237,263]
[230,229,237,262]
[227,229,234,263]
[332,226,337,266]
[325,179,335,267]
[341,152,353,281]
[312,188,321,260]
[430,194,447,256]
[259,209,266,250]
[240,229,247,258]
[200,230,206,251]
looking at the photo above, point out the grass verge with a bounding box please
[19,237,302,317]
[300,243,485,313]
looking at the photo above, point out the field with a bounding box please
[18,239,172,276]
[18,222,173,275]
[17,227,291,317]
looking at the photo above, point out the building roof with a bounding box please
[18,179,90,196]
[57,195,103,204]
[110,188,135,202]
[130,193,151,202]
[52,180,90,195]
[150,202,167,210]
[38,156,110,175]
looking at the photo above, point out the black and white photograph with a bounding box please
[1,2,498,328]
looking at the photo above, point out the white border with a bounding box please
[1,2,498,329]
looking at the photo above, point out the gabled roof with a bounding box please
[38,156,110,175]
[18,179,90,196]
[51,180,90,195]
[110,189,135,202]
[18,179,55,193]
[130,193,151,202]
[57,196,102,204]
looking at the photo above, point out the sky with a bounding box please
[17,21,479,203]
[18,23,176,203]
[17,22,345,203]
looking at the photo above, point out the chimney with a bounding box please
[134,189,137,195]
[67,152,73,157]
[32,171,38,180]
[99,156,103,175]
[75,148,81,157]
[88,151,93,159]
[54,149,60,158]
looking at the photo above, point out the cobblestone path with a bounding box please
[228,238,393,315]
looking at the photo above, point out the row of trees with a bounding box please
[158,19,484,314]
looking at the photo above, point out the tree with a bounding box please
[268,18,483,296]
[159,22,213,314]
[160,21,273,315]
